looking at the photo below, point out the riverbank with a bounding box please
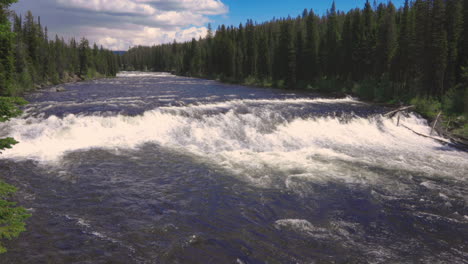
[170,72,468,149]
[10,72,116,97]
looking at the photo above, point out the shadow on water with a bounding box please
[1,144,466,264]
[0,73,466,263]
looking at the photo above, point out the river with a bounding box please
[0,72,467,263]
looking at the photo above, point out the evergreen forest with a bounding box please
[1,1,119,96]
[122,0,468,119]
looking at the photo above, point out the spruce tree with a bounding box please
[304,10,319,82]
[256,29,269,79]
[361,0,376,78]
[444,0,462,89]
[430,0,448,96]
[0,0,17,94]
[244,19,256,77]
[414,0,431,94]
[326,1,340,77]
[78,38,89,77]
[375,2,397,77]
[391,0,412,95]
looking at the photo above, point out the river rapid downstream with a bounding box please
[0,72,467,263]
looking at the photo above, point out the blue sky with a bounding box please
[216,0,405,28]
[12,0,406,50]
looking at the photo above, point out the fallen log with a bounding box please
[384,105,415,117]
[430,111,442,135]
[401,124,451,144]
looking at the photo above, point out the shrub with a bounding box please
[410,96,442,119]
[442,87,465,115]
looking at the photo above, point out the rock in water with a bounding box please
[55,86,66,92]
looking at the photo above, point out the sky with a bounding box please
[12,0,405,51]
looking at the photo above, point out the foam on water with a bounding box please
[1,98,467,191]
[117,71,173,78]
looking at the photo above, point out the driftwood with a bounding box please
[430,111,442,135]
[400,124,451,144]
[384,105,415,117]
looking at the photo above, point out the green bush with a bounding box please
[453,123,468,137]
[410,96,442,119]
[315,78,342,93]
[442,87,465,115]
[243,75,257,86]
[353,79,377,100]
[275,79,286,89]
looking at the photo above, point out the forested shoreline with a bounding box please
[121,0,468,131]
[1,6,119,96]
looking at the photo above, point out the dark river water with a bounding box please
[0,72,467,263]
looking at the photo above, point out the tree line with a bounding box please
[122,0,467,115]
[1,3,119,96]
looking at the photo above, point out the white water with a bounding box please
[1,98,467,191]
[117,71,174,78]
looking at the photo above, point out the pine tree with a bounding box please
[274,20,293,83]
[444,0,462,90]
[459,0,468,73]
[391,0,413,95]
[430,0,448,96]
[244,19,256,77]
[78,38,89,77]
[414,0,431,94]
[295,29,305,82]
[375,2,397,77]
[350,9,364,80]
[256,29,269,79]
[304,10,319,82]
[361,0,376,78]
[0,0,18,94]
[325,1,340,77]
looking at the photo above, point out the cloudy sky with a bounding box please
[12,0,404,51]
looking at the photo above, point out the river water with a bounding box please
[0,72,467,263]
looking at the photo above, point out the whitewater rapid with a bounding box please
[1,97,466,191]
[1,72,467,264]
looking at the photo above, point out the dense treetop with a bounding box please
[122,0,467,116]
[1,7,119,96]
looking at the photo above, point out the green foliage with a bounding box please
[452,122,468,137]
[118,0,466,129]
[0,96,27,122]
[410,97,442,119]
[120,0,465,108]
[442,87,466,114]
[0,137,18,153]
[0,180,31,254]
[4,10,119,96]
[314,78,344,94]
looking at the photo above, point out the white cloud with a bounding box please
[54,0,227,27]
[56,0,156,15]
[84,25,208,50]
[47,0,228,49]
[135,0,228,15]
